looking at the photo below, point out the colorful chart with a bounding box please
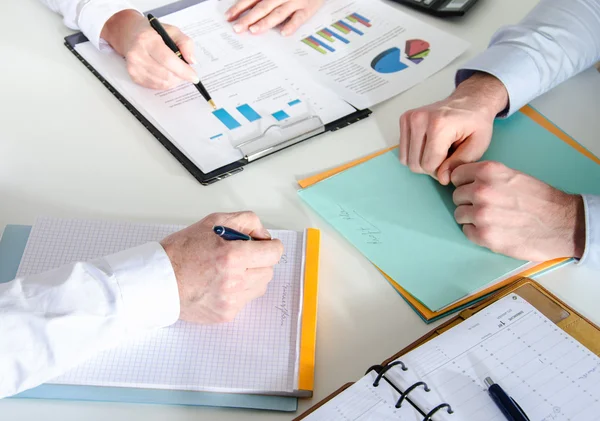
[347,13,371,27]
[333,20,363,36]
[317,28,349,44]
[370,47,408,74]
[405,39,430,64]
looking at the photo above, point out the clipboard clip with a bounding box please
[228,106,325,162]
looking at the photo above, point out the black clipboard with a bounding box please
[64,0,372,186]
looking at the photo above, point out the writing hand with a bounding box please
[160,211,284,323]
[101,10,199,90]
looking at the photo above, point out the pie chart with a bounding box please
[405,39,430,64]
[370,47,408,74]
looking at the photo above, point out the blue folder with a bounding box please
[0,225,297,411]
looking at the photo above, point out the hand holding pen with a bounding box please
[99,10,204,92]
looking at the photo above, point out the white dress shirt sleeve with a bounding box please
[0,242,180,399]
[456,0,600,117]
[580,195,600,269]
[38,0,140,50]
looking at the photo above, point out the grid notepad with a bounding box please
[16,217,306,394]
[305,295,600,420]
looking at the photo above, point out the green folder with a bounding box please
[299,110,600,312]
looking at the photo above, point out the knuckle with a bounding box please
[472,183,493,203]
[476,226,495,247]
[217,248,238,269]
[410,110,429,125]
[478,161,503,178]
[472,205,492,225]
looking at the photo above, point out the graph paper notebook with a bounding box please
[295,279,600,421]
[298,106,600,323]
[4,217,320,408]
[63,0,467,185]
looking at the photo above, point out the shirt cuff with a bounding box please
[576,195,600,270]
[102,242,180,330]
[455,44,541,118]
[77,0,140,50]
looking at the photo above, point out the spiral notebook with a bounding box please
[296,279,600,420]
[1,217,320,411]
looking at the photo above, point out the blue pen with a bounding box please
[485,377,530,421]
[213,225,253,241]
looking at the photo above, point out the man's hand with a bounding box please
[451,161,586,261]
[399,73,509,185]
[160,211,284,324]
[226,0,324,36]
[101,10,199,90]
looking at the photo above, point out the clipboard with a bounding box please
[63,0,372,186]
[294,277,600,419]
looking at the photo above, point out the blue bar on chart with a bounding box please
[236,104,262,122]
[209,134,223,140]
[288,99,301,106]
[325,28,350,44]
[307,35,335,52]
[336,20,363,36]
[213,108,242,130]
[272,110,290,121]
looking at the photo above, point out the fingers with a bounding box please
[126,60,180,90]
[226,211,272,239]
[226,0,261,21]
[437,131,491,185]
[280,7,313,36]
[450,162,479,187]
[232,0,286,34]
[148,30,199,84]
[251,2,298,34]
[406,112,427,174]
[169,25,197,64]
[244,267,275,298]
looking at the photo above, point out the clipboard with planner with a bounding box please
[0,217,321,412]
[63,0,469,185]
[294,278,600,421]
[297,105,600,323]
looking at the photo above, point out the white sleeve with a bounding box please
[38,0,140,49]
[0,242,180,398]
[455,0,600,116]
[578,195,600,270]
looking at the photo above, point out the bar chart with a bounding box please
[302,12,370,55]
[211,99,303,133]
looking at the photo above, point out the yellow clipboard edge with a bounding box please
[379,257,569,321]
[297,228,320,393]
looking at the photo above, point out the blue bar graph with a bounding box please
[213,109,241,130]
[272,110,290,121]
[288,99,301,106]
[342,22,364,36]
[236,104,261,122]
[210,134,223,140]
[308,36,335,52]
[353,13,370,23]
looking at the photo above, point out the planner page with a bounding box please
[16,217,306,394]
[386,294,600,420]
[303,371,423,420]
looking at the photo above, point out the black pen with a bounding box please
[485,377,530,421]
[147,14,216,110]
[213,226,255,241]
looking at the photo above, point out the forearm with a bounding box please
[0,242,179,398]
[37,0,139,49]
[457,0,600,116]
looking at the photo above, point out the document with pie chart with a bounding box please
[264,0,469,109]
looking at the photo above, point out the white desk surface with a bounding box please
[1,0,598,420]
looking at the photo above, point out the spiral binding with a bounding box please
[366,360,453,420]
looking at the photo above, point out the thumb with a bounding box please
[228,211,272,240]
[167,25,197,64]
[437,132,491,185]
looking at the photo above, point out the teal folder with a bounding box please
[0,225,297,411]
[298,110,600,313]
